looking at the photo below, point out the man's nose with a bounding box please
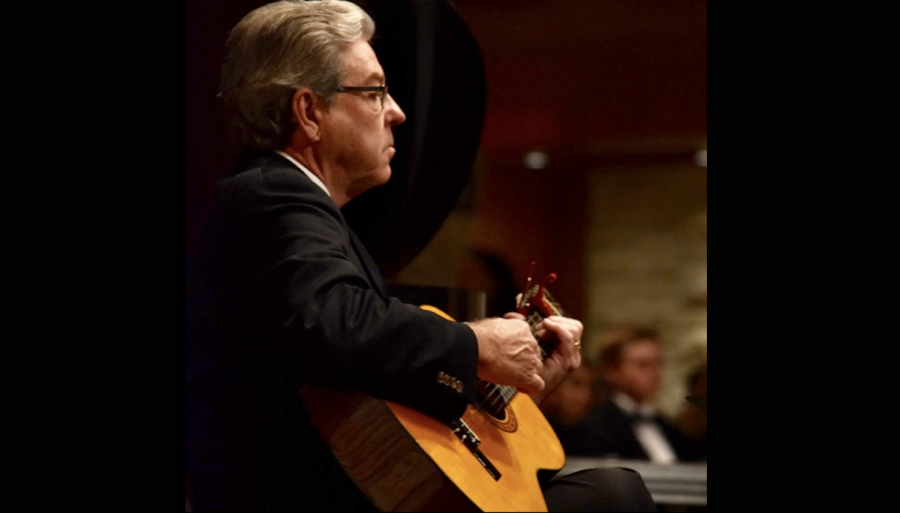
[385,92,406,125]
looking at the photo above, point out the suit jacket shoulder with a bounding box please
[191,150,480,422]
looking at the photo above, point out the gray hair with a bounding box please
[219,0,375,150]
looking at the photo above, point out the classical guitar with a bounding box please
[300,266,569,512]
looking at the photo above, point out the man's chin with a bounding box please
[348,169,392,200]
[374,167,392,186]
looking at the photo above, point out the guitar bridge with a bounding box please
[450,418,501,480]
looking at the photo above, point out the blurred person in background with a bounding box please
[559,325,700,462]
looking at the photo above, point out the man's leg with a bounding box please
[542,467,657,512]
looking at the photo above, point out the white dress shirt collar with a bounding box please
[611,391,656,418]
[612,391,677,463]
[275,150,330,198]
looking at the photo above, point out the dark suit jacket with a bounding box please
[185,151,480,511]
[555,400,700,462]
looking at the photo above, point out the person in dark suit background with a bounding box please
[185,1,655,511]
[561,325,700,462]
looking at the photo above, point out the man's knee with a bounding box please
[543,467,657,512]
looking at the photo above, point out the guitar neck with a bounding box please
[524,289,563,360]
[474,288,565,409]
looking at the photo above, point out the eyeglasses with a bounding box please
[334,85,388,111]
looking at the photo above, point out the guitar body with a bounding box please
[299,305,565,512]
[388,394,565,511]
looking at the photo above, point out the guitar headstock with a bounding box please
[515,261,564,319]
[515,262,564,359]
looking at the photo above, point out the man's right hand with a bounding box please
[464,317,545,395]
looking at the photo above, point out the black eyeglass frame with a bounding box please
[334,85,388,109]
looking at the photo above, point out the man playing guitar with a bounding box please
[185,1,656,511]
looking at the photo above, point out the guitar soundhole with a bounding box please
[476,381,506,420]
[475,381,518,432]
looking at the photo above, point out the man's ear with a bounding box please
[291,88,322,142]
